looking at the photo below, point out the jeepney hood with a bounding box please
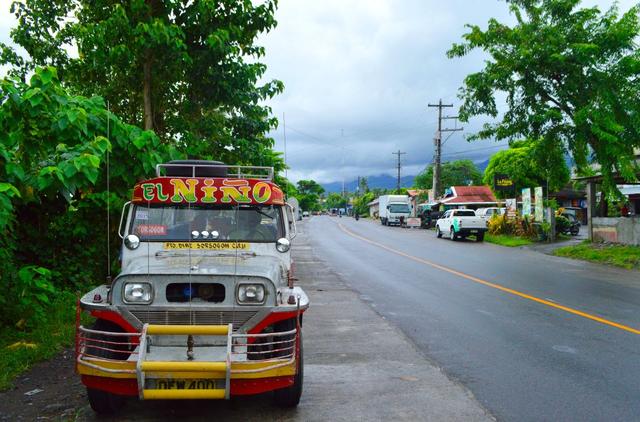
[121,253,285,282]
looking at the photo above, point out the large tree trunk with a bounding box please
[143,55,153,131]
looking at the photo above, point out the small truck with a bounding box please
[75,161,309,414]
[435,209,487,242]
[378,195,412,226]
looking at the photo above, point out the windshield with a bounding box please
[389,204,410,213]
[455,210,477,217]
[130,204,283,242]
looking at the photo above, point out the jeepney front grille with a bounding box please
[130,310,258,330]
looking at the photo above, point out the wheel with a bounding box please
[274,321,303,408]
[436,226,442,238]
[449,227,456,241]
[477,232,484,242]
[86,319,128,415]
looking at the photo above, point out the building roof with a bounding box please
[439,186,497,205]
[406,189,428,198]
[367,199,379,207]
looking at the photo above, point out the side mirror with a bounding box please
[276,238,290,253]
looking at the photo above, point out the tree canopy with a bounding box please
[414,160,483,190]
[294,179,325,212]
[3,0,283,169]
[483,140,570,198]
[448,0,640,198]
[0,67,175,326]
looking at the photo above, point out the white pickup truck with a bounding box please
[435,209,487,242]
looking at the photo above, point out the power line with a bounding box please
[441,143,508,157]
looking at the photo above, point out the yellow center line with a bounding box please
[337,222,640,336]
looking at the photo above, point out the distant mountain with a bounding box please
[322,174,415,193]
[476,159,490,173]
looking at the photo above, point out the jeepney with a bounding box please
[75,161,309,414]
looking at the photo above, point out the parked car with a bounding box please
[302,211,310,217]
[436,209,488,241]
[475,207,505,225]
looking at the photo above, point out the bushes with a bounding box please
[487,214,537,238]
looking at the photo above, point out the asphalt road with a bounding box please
[307,216,640,422]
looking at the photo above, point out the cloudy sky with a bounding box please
[1,0,637,184]
[258,0,638,183]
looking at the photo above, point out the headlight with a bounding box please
[237,284,265,304]
[123,282,153,304]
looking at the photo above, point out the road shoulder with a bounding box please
[295,222,493,421]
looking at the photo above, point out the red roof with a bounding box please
[441,186,497,204]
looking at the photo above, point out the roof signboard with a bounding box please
[132,177,285,206]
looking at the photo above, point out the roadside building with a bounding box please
[368,198,380,219]
[438,186,498,210]
[407,189,429,217]
[572,149,640,245]
[549,187,587,224]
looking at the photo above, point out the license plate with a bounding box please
[470,230,478,233]
[155,379,218,390]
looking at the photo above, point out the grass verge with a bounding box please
[485,233,533,247]
[0,292,78,391]
[553,241,640,270]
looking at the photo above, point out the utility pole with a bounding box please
[282,112,287,183]
[428,99,463,198]
[341,128,345,197]
[392,150,406,191]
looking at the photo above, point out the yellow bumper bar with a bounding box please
[140,361,227,372]
[145,324,229,336]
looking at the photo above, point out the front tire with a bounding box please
[436,226,442,238]
[274,325,303,408]
[86,319,128,415]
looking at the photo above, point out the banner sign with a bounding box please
[494,173,514,191]
[521,188,531,217]
[534,186,544,222]
[505,198,517,218]
[132,177,285,206]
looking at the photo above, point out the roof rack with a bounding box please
[156,163,274,181]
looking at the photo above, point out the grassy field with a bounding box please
[0,293,79,391]
[553,241,640,270]
[485,234,533,247]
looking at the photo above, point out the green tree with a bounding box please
[296,179,325,196]
[448,0,640,199]
[353,191,375,216]
[483,140,570,198]
[325,193,347,210]
[414,160,483,190]
[0,67,175,326]
[294,179,324,212]
[3,0,283,169]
